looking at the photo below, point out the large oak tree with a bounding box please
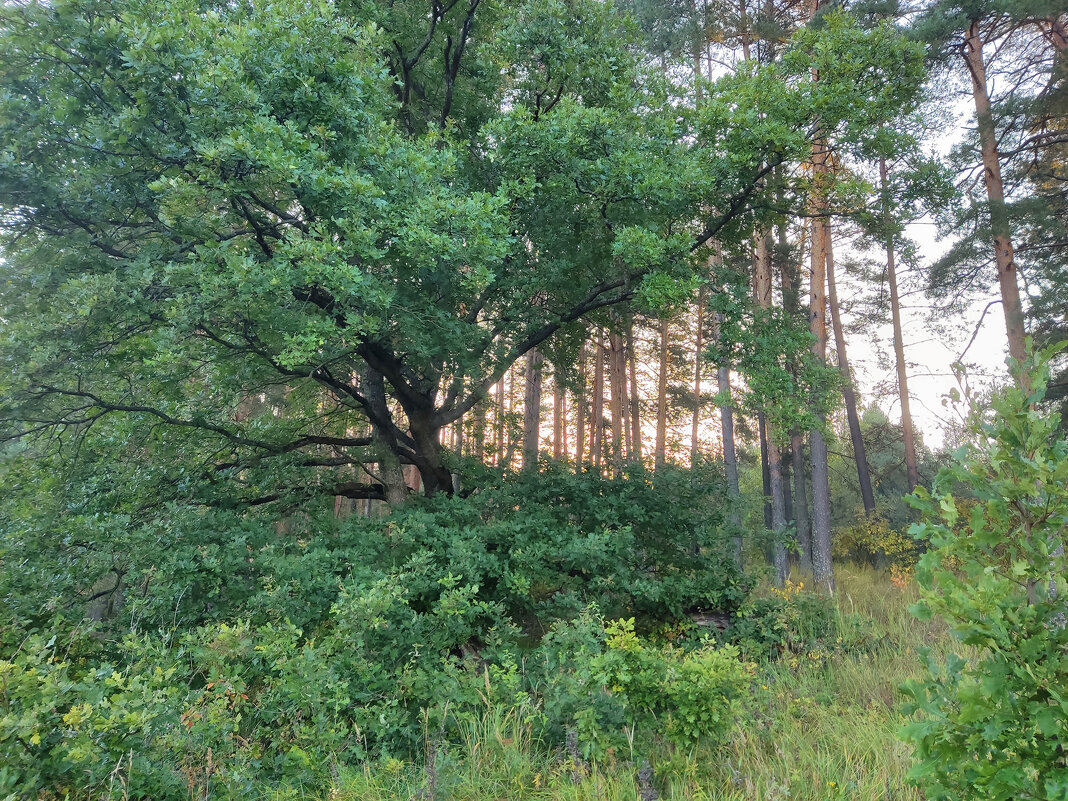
[0,0,924,516]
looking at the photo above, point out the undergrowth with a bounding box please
[327,565,954,801]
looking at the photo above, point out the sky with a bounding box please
[848,232,1010,451]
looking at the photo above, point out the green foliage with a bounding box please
[710,274,841,439]
[833,512,922,569]
[0,0,934,513]
[902,347,1068,801]
[0,466,750,796]
[532,612,748,757]
[0,629,183,799]
[726,584,844,662]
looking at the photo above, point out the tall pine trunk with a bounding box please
[608,329,627,472]
[691,285,706,465]
[627,315,642,463]
[495,373,506,467]
[806,0,834,593]
[655,320,669,469]
[754,232,788,583]
[553,377,565,460]
[809,213,834,591]
[964,18,1027,379]
[881,157,920,491]
[791,430,813,572]
[715,312,742,567]
[591,332,605,469]
[826,225,876,516]
[522,349,543,471]
[575,344,587,467]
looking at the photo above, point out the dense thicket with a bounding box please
[2,0,1067,798]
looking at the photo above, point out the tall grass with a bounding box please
[324,565,955,801]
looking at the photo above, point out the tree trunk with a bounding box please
[453,416,464,459]
[768,424,789,585]
[783,448,793,531]
[809,212,834,591]
[472,399,487,465]
[576,344,587,467]
[608,328,627,472]
[791,430,813,573]
[964,18,1028,379]
[826,225,876,516]
[754,230,789,583]
[881,157,920,492]
[553,377,565,460]
[805,0,834,593]
[502,366,519,469]
[715,312,742,567]
[759,412,772,531]
[627,315,642,463]
[495,373,506,467]
[655,319,669,469]
[361,368,409,506]
[591,332,605,469]
[691,284,706,465]
[408,410,453,497]
[522,349,544,471]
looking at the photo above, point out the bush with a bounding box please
[726,582,836,660]
[902,349,1068,801]
[0,631,181,800]
[531,611,749,757]
[0,465,751,797]
[833,512,921,570]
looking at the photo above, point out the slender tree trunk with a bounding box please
[806,0,834,595]
[503,367,519,469]
[591,332,605,469]
[553,378,564,460]
[655,319,669,469]
[627,315,642,463]
[881,157,920,492]
[759,412,772,531]
[691,285,706,465]
[964,18,1027,379]
[495,373,505,467]
[472,399,486,464]
[826,225,876,516]
[575,344,587,467]
[809,213,834,591]
[522,349,544,471]
[777,197,812,573]
[608,329,626,472]
[738,0,752,60]
[753,230,789,581]
[768,427,789,585]
[714,311,743,567]
[783,448,793,530]
[791,430,813,572]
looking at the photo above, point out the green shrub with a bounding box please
[833,512,922,569]
[531,611,749,756]
[902,349,1068,801]
[0,631,182,800]
[0,465,750,796]
[727,585,836,660]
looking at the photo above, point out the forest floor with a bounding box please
[325,565,952,801]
